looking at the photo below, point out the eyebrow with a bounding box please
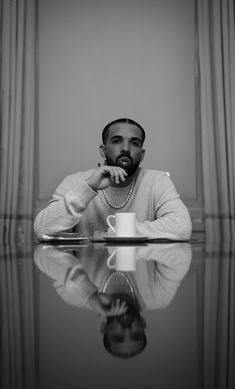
[110,135,142,142]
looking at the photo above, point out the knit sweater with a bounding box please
[34,243,192,311]
[34,168,192,240]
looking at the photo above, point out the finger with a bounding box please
[119,168,127,182]
[104,166,126,182]
[106,305,127,317]
[112,299,126,316]
[114,167,125,183]
[120,300,128,311]
[107,300,119,316]
[117,300,128,314]
[108,167,116,183]
[112,306,127,316]
[112,167,120,184]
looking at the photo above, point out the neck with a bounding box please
[111,292,136,306]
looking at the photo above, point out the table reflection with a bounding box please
[0,242,36,389]
[0,240,234,389]
[34,243,192,358]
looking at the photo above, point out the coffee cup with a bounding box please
[107,246,137,272]
[106,212,136,237]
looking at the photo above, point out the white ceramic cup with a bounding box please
[106,212,136,237]
[107,246,137,272]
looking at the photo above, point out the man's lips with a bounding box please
[117,156,132,163]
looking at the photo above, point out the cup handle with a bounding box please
[107,250,116,268]
[106,215,116,234]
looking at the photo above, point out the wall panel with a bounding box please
[36,0,203,229]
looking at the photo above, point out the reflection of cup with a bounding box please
[107,246,137,272]
[106,213,136,237]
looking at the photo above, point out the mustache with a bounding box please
[116,152,133,163]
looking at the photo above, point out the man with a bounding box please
[34,118,192,240]
[34,242,192,358]
[100,295,147,358]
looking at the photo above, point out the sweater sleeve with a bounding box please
[34,246,98,307]
[136,173,192,240]
[135,243,192,310]
[34,172,97,238]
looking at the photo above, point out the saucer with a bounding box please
[104,236,148,242]
[40,234,89,242]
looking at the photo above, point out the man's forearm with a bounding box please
[136,203,192,240]
[34,174,98,238]
[34,197,82,238]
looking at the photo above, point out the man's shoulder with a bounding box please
[140,168,170,180]
[138,169,173,192]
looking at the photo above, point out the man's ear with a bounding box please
[140,148,145,162]
[100,320,107,334]
[140,316,147,329]
[99,144,106,159]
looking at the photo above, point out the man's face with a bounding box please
[103,307,146,357]
[100,123,145,176]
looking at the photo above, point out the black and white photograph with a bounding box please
[0,0,234,388]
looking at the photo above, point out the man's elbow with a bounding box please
[177,213,192,240]
[33,215,43,239]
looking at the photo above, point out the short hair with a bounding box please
[103,332,147,359]
[102,118,146,145]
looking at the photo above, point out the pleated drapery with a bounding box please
[196,0,235,240]
[0,0,37,243]
[0,243,38,389]
[203,243,235,389]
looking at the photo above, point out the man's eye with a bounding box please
[112,139,120,144]
[131,333,143,341]
[132,141,140,147]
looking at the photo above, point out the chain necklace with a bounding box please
[102,271,135,300]
[102,179,135,209]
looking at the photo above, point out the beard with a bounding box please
[107,303,142,328]
[105,152,141,177]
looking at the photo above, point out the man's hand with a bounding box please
[86,166,127,191]
[88,291,128,317]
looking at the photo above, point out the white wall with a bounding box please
[38,0,197,205]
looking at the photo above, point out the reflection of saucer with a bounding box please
[104,236,148,242]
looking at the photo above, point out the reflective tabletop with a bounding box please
[0,239,234,389]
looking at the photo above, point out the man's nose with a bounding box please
[121,141,130,152]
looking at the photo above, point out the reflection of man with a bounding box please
[34,243,192,358]
[101,295,147,358]
[34,118,192,240]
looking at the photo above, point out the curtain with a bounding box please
[203,243,235,389]
[0,0,37,243]
[0,242,38,389]
[196,0,235,241]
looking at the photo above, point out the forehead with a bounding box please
[107,123,143,141]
